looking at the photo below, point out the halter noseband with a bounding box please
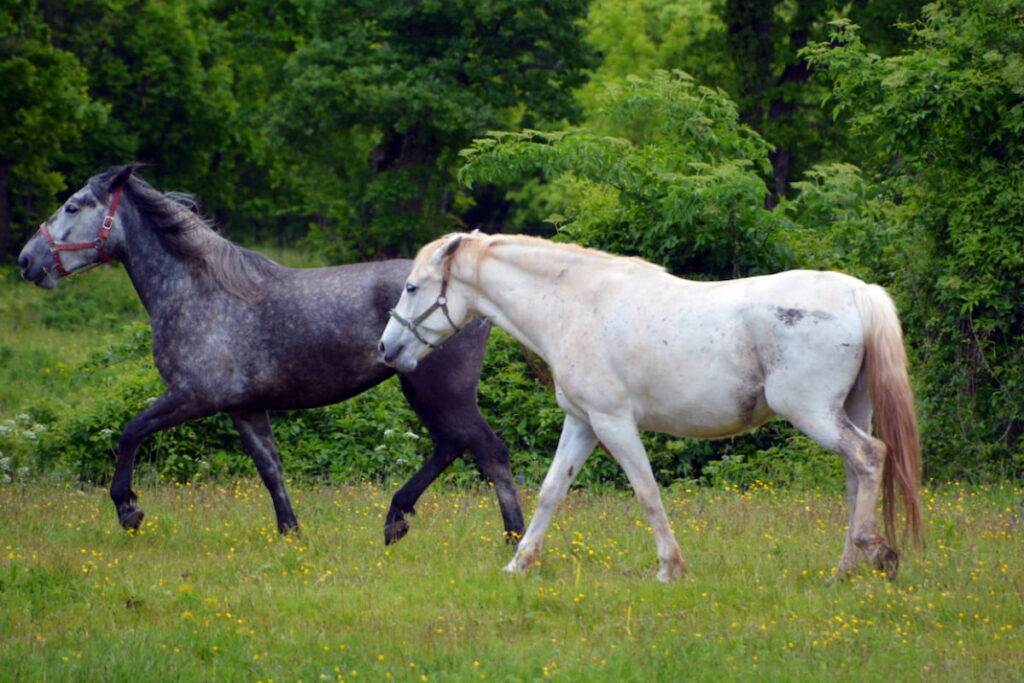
[388,275,463,349]
[40,186,122,277]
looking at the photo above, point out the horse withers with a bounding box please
[379,232,922,582]
[18,165,524,543]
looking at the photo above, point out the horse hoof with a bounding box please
[501,561,527,576]
[656,563,685,583]
[384,519,410,545]
[119,507,144,530]
[503,530,523,545]
[873,544,900,580]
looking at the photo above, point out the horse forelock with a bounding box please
[104,169,280,302]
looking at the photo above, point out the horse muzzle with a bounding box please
[378,338,419,373]
[17,245,58,289]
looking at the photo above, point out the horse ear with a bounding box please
[430,234,463,266]
[107,164,136,193]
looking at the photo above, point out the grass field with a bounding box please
[1,478,1020,681]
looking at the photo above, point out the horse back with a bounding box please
[153,260,414,411]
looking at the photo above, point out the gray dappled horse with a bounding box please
[18,165,524,543]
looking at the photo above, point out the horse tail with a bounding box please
[855,284,923,549]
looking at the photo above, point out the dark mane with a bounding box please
[91,168,282,302]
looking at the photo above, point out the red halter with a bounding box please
[40,186,122,277]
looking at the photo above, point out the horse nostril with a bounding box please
[18,254,28,271]
[378,340,386,355]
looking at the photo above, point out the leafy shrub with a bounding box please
[459,70,792,280]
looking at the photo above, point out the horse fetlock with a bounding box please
[655,544,686,582]
[504,542,539,575]
[656,558,686,583]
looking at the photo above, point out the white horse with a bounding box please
[378,232,922,582]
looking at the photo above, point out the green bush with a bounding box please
[22,318,845,493]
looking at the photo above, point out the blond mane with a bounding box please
[422,232,667,278]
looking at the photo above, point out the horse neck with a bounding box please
[117,204,195,315]
[461,240,590,360]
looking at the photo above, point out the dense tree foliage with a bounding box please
[459,71,789,278]
[2,0,596,259]
[0,0,103,256]
[804,0,1024,474]
[1,0,1020,479]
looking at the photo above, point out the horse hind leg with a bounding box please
[395,330,525,545]
[788,409,898,579]
[837,371,871,573]
[462,419,525,543]
[232,411,298,534]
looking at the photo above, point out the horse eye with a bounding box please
[405,283,418,294]
[65,204,79,214]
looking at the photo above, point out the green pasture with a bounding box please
[1,480,1021,681]
[2,263,1021,681]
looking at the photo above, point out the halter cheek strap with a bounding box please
[40,186,122,277]
[388,276,463,349]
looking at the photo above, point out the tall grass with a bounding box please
[1,479,1020,681]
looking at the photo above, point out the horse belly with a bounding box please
[634,379,774,439]
[609,314,774,438]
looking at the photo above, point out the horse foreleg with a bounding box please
[384,441,460,544]
[231,411,298,534]
[504,414,597,576]
[110,391,213,531]
[590,413,685,583]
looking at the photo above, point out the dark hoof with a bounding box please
[279,521,300,536]
[119,506,144,530]
[384,518,410,545]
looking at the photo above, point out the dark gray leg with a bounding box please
[111,391,214,530]
[389,318,524,544]
[464,425,525,542]
[231,411,298,534]
[384,441,461,544]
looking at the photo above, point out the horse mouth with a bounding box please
[21,267,57,289]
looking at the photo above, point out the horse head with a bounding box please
[379,232,472,372]
[18,165,137,288]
